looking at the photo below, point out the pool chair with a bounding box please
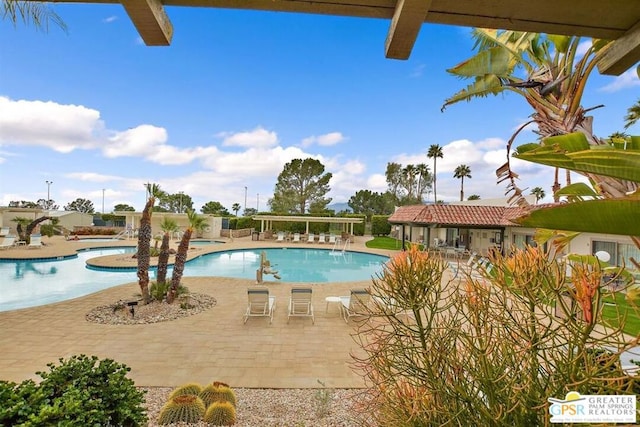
[0,227,9,237]
[0,236,15,250]
[28,234,42,249]
[307,233,315,243]
[243,287,276,324]
[276,231,285,243]
[292,233,301,243]
[287,287,315,324]
[340,288,371,323]
[317,233,326,244]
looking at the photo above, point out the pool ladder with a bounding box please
[331,238,351,254]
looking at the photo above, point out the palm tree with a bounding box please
[138,183,164,303]
[530,187,546,204]
[232,203,241,216]
[12,215,51,244]
[624,99,640,129]
[402,164,418,200]
[454,165,472,201]
[427,144,443,204]
[443,30,637,204]
[168,210,208,303]
[156,217,178,286]
[415,163,431,203]
[2,1,67,31]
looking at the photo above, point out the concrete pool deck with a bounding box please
[0,235,400,388]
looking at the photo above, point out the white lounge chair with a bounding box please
[340,288,370,323]
[307,233,315,243]
[318,233,326,244]
[292,233,301,243]
[28,234,42,249]
[243,287,276,324]
[0,227,9,237]
[328,234,338,245]
[276,231,285,242]
[287,287,314,324]
[0,236,15,250]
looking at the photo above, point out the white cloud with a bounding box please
[64,172,124,182]
[0,96,103,153]
[576,40,592,57]
[300,132,346,148]
[599,69,640,93]
[219,127,278,148]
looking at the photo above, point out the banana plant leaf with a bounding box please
[446,46,512,77]
[441,74,503,110]
[542,132,590,151]
[514,199,640,235]
[555,183,599,199]
[516,144,640,183]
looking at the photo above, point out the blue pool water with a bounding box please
[0,247,387,312]
[0,247,138,312]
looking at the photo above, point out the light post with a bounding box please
[256,193,260,212]
[102,188,105,214]
[179,191,184,213]
[244,186,247,216]
[45,181,53,209]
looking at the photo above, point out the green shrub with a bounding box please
[204,401,236,426]
[371,215,391,236]
[158,395,206,425]
[0,355,146,426]
[149,281,189,302]
[168,382,203,399]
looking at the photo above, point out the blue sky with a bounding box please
[0,5,638,213]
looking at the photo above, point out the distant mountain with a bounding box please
[327,202,351,213]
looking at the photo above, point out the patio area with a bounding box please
[0,235,397,388]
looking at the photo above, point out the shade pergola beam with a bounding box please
[121,0,173,46]
[597,20,640,76]
[21,0,640,76]
[384,0,432,60]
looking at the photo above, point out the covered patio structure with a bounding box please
[252,215,363,235]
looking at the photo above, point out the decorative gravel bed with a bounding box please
[85,293,216,325]
[141,387,370,426]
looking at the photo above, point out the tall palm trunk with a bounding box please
[460,177,464,201]
[137,199,154,303]
[156,233,171,285]
[168,229,192,303]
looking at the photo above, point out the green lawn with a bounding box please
[365,236,408,251]
[601,292,640,336]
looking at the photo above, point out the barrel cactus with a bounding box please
[157,394,206,425]
[204,401,237,426]
[199,383,237,408]
[168,382,203,399]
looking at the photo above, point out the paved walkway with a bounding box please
[0,235,400,388]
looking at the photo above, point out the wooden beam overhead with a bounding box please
[121,0,173,46]
[597,20,640,76]
[385,0,432,60]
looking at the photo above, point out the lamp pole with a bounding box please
[256,193,259,211]
[244,186,247,216]
[179,191,183,213]
[45,181,53,209]
[102,188,105,214]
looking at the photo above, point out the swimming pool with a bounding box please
[185,248,388,282]
[0,247,388,312]
[0,247,138,312]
